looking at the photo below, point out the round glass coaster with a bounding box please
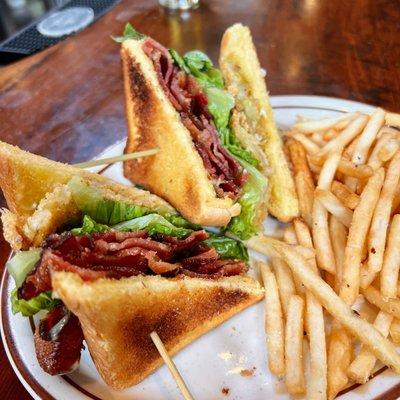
[37,7,94,38]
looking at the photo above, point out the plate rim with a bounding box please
[1,94,396,400]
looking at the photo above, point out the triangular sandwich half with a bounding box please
[0,141,263,389]
[219,23,299,222]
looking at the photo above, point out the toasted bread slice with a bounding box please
[52,272,264,389]
[0,141,175,249]
[220,24,299,222]
[121,39,241,227]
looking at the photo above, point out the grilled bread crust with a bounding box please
[52,272,264,389]
[122,39,241,227]
[220,24,299,223]
[0,141,175,249]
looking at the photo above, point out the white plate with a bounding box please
[2,95,397,400]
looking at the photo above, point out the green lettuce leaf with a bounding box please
[204,234,248,261]
[71,215,109,236]
[170,49,224,88]
[219,127,259,167]
[112,23,145,43]
[202,86,234,130]
[68,177,150,225]
[113,214,192,238]
[7,249,41,289]
[162,213,199,230]
[169,49,189,73]
[227,160,267,240]
[11,289,60,317]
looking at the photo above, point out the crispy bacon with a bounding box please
[142,38,247,200]
[34,305,84,375]
[19,229,246,301]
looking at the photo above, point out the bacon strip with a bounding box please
[34,305,84,376]
[142,38,247,200]
[20,230,246,301]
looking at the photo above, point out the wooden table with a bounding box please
[0,0,399,398]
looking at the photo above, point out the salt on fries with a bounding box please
[247,108,400,399]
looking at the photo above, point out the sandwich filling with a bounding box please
[8,177,249,376]
[143,38,247,200]
[117,25,268,239]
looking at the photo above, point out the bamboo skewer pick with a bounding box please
[150,331,194,400]
[73,148,159,168]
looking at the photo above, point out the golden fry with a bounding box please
[318,115,368,157]
[327,323,353,400]
[368,152,400,273]
[340,168,385,304]
[272,257,296,316]
[331,181,360,210]
[285,295,306,395]
[351,108,385,165]
[362,285,400,319]
[380,215,400,299]
[286,139,315,227]
[315,189,353,228]
[347,311,393,384]
[246,235,400,374]
[259,261,285,377]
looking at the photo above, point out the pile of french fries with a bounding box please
[248,109,400,399]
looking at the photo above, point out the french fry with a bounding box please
[368,152,400,273]
[259,261,285,377]
[386,112,400,128]
[332,181,360,209]
[343,136,359,160]
[285,295,306,395]
[315,189,353,228]
[312,152,341,274]
[390,318,400,344]
[323,128,338,141]
[309,155,373,179]
[246,235,400,374]
[294,245,316,261]
[327,323,353,400]
[283,225,307,295]
[286,139,315,226]
[334,115,357,131]
[380,215,400,299]
[293,219,327,400]
[311,132,327,147]
[347,311,393,384]
[283,224,298,245]
[340,168,385,305]
[368,131,400,170]
[360,262,377,290]
[378,139,400,163]
[292,132,320,154]
[272,257,296,316]
[318,115,368,157]
[362,285,400,319]
[392,185,400,215]
[329,215,347,291]
[293,113,358,134]
[313,200,336,274]
[294,218,314,249]
[317,152,342,190]
[351,108,385,165]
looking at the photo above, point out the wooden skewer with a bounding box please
[150,331,194,400]
[73,148,159,168]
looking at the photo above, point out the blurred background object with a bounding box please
[0,0,118,64]
[0,0,68,41]
[159,0,199,10]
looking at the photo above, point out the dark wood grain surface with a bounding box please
[0,0,399,398]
